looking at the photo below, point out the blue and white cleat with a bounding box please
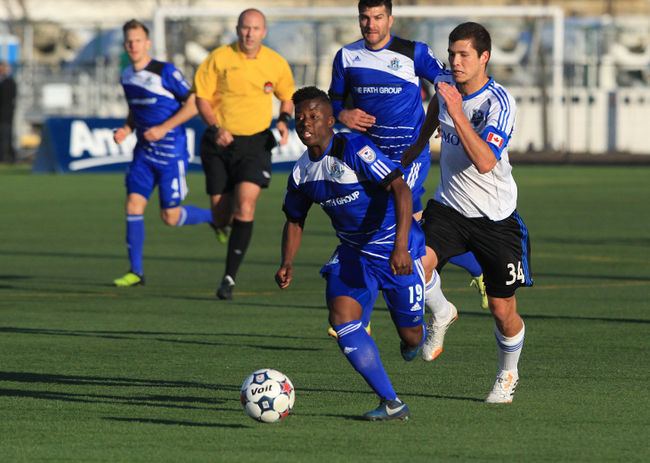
[362,399,410,421]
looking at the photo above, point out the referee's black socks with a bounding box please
[224,219,254,281]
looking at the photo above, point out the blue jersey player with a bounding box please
[275,87,427,421]
[329,0,488,311]
[112,20,212,287]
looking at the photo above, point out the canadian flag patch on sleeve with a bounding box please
[486,132,504,149]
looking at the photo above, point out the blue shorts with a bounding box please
[322,245,426,328]
[126,148,188,209]
[402,145,431,213]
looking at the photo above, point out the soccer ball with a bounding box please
[240,368,295,423]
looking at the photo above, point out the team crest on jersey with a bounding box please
[387,58,402,71]
[264,81,274,93]
[471,109,485,128]
[326,156,345,179]
[356,145,376,163]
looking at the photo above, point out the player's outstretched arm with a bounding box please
[402,92,439,167]
[144,93,199,142]
[438,82,496,173]
[387,177,413,276]
[276,220,305,289]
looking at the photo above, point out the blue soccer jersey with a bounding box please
[120,59,191,162]
[329,37,444,161]
[283,132,424,261]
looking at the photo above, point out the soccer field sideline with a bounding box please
[0,165,649,461]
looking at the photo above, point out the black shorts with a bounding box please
[422,200,533,298]
[200,127,276,195]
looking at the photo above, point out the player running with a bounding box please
[276,87,426,421]
[329,0,488,312]
[113,19,212,287]
[405,22,533,402]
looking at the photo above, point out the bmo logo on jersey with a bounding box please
[440,129,460,146]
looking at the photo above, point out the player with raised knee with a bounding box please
[328,0,487,323]
[276,87,426,420]
[405,22,533,402]
[113,19,212,287]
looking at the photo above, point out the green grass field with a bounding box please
[1,164,648,462]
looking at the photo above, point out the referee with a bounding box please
[194,8,295,300]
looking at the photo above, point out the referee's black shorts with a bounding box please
[422,199,533,298]
[200,127,277,195]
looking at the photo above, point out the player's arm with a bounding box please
[276,218,305,289]
[386,176,413,276]
[144,93,198,142]
[438,82,496,174]
[401,92,440,167]
[276,99,294,146]
[328,49,375,132]
[114,111,134,144]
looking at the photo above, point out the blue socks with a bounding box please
[126,214,145,275]
[449,251,483,277]
[334,320,397,401]
[176,205,212,226]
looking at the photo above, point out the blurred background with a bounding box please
[1,0,650,164]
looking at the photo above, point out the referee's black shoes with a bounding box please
[217,275,235,300]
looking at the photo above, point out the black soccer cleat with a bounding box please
[216,275,235,300]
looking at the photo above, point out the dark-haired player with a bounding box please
[113,19,212,287]
[276,87,427,420]
[408,22,533,403]
[328,0,488,325]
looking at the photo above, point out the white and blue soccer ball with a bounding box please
[240,368,295,423]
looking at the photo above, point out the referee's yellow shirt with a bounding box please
[193,43,295,136]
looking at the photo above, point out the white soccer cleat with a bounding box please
[485,370,519,404]
[421,302,458,361]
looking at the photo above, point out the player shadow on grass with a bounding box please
[0,248,325,269]
[0,326,328,351]
[458,310,650,324]
[103,416,250,428]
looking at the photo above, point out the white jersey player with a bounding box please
[407,22,533,404]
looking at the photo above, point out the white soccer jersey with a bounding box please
[434,73,518,221]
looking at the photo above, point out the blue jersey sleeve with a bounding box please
[328,49,346,118]
[163,63,192,102]
[414,42,444,84]
[282,171,313,221]
[343,138,402,188]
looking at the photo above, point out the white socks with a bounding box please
[424,270,452,321]
[494,322,525,372]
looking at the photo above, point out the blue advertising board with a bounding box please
[33,117,308,174]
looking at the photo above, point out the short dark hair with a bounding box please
[293,86,331,107]
[123,19,149,38]
[449,22,491,58]
[358,0,392,15]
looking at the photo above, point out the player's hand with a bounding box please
[143,125,168,142]
[437,82,463,120]
[276,120,290,146]
[338,108,376,132]
[275,264,293,289]
[390,248,413,276]
[401,142,425,167]
[113,127,130,144]
[215,127,234,147]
